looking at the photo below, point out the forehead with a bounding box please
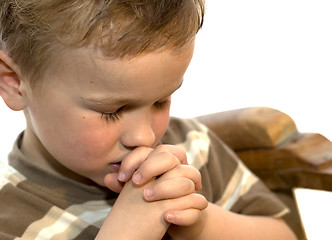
[49,43,195,103]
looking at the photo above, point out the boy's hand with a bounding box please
[98,177,207,239]
[135,153,207,227]
[104,145,189,193]
[132,146,207,226]
[104,144,208,227]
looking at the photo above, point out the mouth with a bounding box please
[109,162,121,174]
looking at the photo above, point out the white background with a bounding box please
[1,0,332,163]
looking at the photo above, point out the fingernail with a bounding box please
[132,172,141,183]
[118,172,125,181]
[166,213,175,222]
[144,188,153,199]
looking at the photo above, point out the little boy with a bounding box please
[0,0,297,239]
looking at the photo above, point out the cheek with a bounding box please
[30,103,119,161]
[78,123,120,156]
[60,117,122,161]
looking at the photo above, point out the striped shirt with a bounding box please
[0,117,288,239]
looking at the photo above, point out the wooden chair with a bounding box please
[196,107,332,240]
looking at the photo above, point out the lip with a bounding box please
[109,162,121,173]
[107,151,130,174]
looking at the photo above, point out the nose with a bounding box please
[120,110,156,149]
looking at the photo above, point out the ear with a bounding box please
[0,51,26,111]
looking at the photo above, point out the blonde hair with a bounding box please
[0,0,204,87]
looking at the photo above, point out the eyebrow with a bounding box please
[81,79,184,106]
[80,96,135,106]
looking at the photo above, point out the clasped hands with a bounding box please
[102,144,208,239]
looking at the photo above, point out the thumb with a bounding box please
[104,173,124,193]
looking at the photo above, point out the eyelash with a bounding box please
[101,111,122,122]
[100,100,170,122]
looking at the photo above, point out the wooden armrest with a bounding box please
[196,107,332,191]
[196,107,298,150]
[238,133,332,191]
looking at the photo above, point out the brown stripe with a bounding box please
[230,179,288,216]
[72,225,99,240]
[0,183,53,238]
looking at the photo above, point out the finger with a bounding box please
[143,177,195,201]
[163,194,208,225]
[132,150,181,185]
[157,164,202,191]
[132,145,188,185]
[164,209,202,226]
[104,173,124,193]
[156,145,188,165]
[173,193,208,211]
[143,165,202,201]
[117,147,154,182]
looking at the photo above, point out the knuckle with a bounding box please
[197,194,208,209]
[158,151,181,165]
[181,165,202,187]
[189,166,201,178]
[155,144,187,164]
[181,178,195,192]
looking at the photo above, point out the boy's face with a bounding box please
[21,42,195,186]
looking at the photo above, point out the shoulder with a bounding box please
[163,117,209,143]
[162,117,210,167]
[163,117,236,170]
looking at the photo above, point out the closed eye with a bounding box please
[100,106,125,122]
[100,98,170,123]
[153,99,171,110]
